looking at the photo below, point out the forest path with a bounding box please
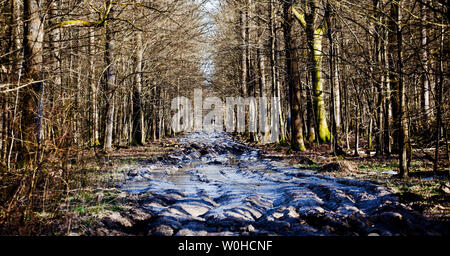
[105,132,443,236]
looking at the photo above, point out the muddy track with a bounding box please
[97,132,447,236]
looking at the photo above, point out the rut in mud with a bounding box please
[97,132,446,236]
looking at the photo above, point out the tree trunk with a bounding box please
[132,31,145,145]
[393,1,409,177]
[420,0,431,127]
[283,0,306,151]
[374,0,384,156]
[300,0,331,143]
[89,28,100,147]
[333,40,341,132]
[327,5,340,154]
[103,2,116,152]
[269,0,285,142]
[354,101,360,156]
[383,16,392,155]
[256,2,270,143]
[20,0,45,163]
[434,24,445,173]
[240,1,248,98]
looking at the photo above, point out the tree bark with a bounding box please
[89,28,100,147]
[240,1,248,98]
[269,0,285,142]
[393,1,409,177]
[293,0,331,143]
[20,0,45,163]
[420,0,431,127]
[132,31,145,145]
[103,1,116,152]
[283,0,306,151]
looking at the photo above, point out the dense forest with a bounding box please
[0,0,448,235]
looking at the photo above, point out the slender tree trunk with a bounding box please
[132,31,145,145]
[354,100,360,156]
[103,2,116,152]
[383,19,392,155]
[256,2,270,143]
[388,2,401,154]
[283,0,306,151]
[373,0,384,156]
[269,0,285,142]
[89,28,100,147]
[434,24,445,173]
[333,40,341,132]
[20,0,45,163]
[299,0,331,143]
[306,80,316,142]
[420,0,431,127]
[393,0,409,177]
[327,6,340,154]
[240,2,248,98]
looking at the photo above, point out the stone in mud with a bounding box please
[189,143,202,150]
[128,207,153,222]
[297,157,316,165]
[319,161,357,173]
[154,191,186,204]
[322,225,336,234]
[380,230,393,236]
[272,211,284,219]
[144,201,167,213]
[102,212,133,229]
[239,224,256,233]
[283,206,300,219]
[150,225,174,236]
[337,205,364,216]
[373,212,405,229]
[290,224,320,235]
[187,151,201,160]
[165,166,179,175]
[261,219,291,232]
[175,229,208,236]
[150,216,182,230]
[173,203,210,217]
[199,148,210,156]
[298,206,326,216]
[441,182,450,194]
[224,207,256,222]
[128,169,139,177]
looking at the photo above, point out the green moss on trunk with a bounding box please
[311,29,331,143]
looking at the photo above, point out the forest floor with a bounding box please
[252,139,450,223]
[2,132,447,236]
[42,131,449,236]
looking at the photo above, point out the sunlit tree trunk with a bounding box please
[327,4,340,154]
[420,1,431,127]
[269,0,285,142]
[20,0,45,163]
[255,2,270,143]
[240,1,248,98]
[132,31,145,145]
[283,0,306,151]
[89,28,100,147]
[103,1,116,152]
[293,0,331,143]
